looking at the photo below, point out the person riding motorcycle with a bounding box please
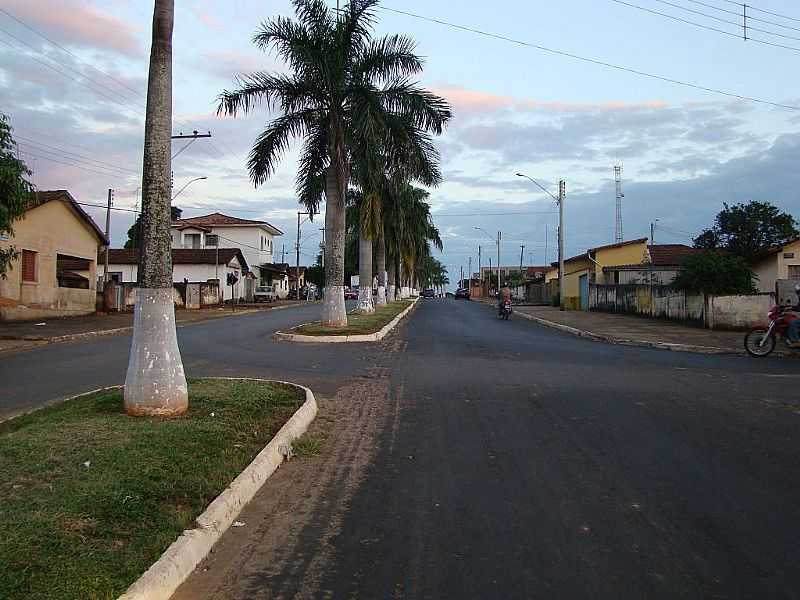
[787,283,800,347]
[497,286,511,315]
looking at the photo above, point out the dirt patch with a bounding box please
[171,336,407,600]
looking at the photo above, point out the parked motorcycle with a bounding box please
[499,300,512,320]
[744,304,800,357]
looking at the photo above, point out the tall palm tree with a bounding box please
[218,0,450,326]
[124,0,188,416]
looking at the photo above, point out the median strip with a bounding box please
[274,298,418,343]
[0,378,317,600]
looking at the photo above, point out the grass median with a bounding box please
[0,378,305,600]
[292,299,414,336]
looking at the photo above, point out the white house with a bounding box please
[170,212,288,295]
[98,248,249,302]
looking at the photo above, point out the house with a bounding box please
[0,190,108,321]
[602,244,701,285]
[98,248,248,302]
[752,238,800,294]
[170,212,288,293]
[559,238,649,310]
[287,266,306,291]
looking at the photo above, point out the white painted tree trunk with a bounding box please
[322,168,347,327]
[386,256,395,303]
[124,289,187,416]
[124,0,187,417]
[375,235,387,306]
[356,233,374,313]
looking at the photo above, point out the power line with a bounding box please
[684,0,800,32]
[432,210,558,217]
[15,136,138,175]
[378,5,800,110]
[611,0,800,50]
[0,7,145,98]
[17,149,135,178]
[718,0,800,24]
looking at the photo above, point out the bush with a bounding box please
[672,251,756,295]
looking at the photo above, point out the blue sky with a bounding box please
[2,0,800,279]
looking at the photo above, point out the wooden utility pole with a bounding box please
[103,188,112,288]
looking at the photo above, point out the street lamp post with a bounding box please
[475,227,501,295]
[171,176,207,201]
[516,173,565,310]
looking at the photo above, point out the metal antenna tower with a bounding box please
[614,164,624,243]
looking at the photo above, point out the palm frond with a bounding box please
[296,115,329,213]
[378,79,452,134]
[353,34,423,82]
[217,73,321,117]
[248,109,320,186]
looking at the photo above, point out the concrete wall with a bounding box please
[0,200,101,320]
[706,293,774,330]
[753,259,778,294]
[591,283,774,330]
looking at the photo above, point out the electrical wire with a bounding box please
[684,0,800,32]
[378,5,800,110]
[15,136,138,175]
[610,0,800,51]
[718,0,800,23]
[17,149,135,178]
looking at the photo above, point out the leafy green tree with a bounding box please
[693,201,798,259]
[217,0,450,326]
[0,114,35,278]
[305,253,325,288]
[125,206,182,248]
[672,251,756,295]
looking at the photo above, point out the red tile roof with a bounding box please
[31,190,109,245]
[99,248,249,270]
[173,212,283,234]
[648,244,701,266]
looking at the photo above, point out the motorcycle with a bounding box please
[498,300,512,320]
[744,304,800,357]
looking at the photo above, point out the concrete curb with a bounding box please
[511,309,744,356]
[273,297,419,343]
[118,377,318,600]
[0,302,312,347]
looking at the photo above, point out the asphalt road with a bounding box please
[0,303,368,419]
[6,299,800,598]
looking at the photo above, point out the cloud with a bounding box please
[3,0,142,57]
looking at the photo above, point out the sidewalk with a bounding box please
[0,301,305,350]
[507,304,781,356]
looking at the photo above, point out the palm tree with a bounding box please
[217,0,450,326]
[124,0,188,416]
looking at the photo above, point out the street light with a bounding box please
[517,172,565,310]
[171,176,207,201]
[475,226,501,295]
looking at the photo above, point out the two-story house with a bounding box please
[170,212,289,296]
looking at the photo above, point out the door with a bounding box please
[579,274,589,311]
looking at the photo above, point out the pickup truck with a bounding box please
[254,285,277,303]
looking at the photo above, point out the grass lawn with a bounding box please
[0,379,305,600]
[293,299,414,336]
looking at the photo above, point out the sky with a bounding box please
[3,0,800,284]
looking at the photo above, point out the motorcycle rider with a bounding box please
[787,284,800,347]
[497,285,511,316]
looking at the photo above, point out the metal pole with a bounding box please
[296,212,301,298]
[497,231,501,293]
[558,180,566,311]
[519,244,524,272]
[477,245,482,295]
[104,188,112,289]
[468,256,472,292]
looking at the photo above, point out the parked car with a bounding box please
[421,288,435,298]
[454,287,470,299]
[254,284,276,303]
[344,288,359,300]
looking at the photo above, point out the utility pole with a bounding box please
[558,180,566,311]
[478,245,482,295]
[281,243,285,264]
[296,212,301,296]
[460,265,464,288]
[544,225,548,265]
[614,164,624,243]
[468,256,472,292]
[496,231,501,293]
[519,244,524,272]
[103,188,112,289]
[650,221,656,247]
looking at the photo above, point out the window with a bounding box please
[784,252,795,259]
[789,265,800,279]
[21,249,37,282]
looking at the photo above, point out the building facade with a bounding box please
[0,190,107,321]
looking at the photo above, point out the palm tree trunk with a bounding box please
[124,0,187,417]
[322,167,347,326]
[357,230,374,313]
[387,255,396,302]
[375,234,387,306]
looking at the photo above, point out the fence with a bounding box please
[589,284,774,330]
[104,281,221,312]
